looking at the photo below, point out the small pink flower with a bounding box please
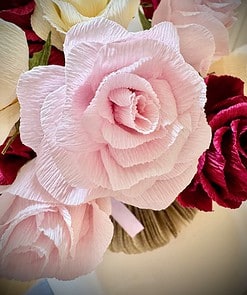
[17,18,211,210]
[0,160,113,280]
[152,0,240,75]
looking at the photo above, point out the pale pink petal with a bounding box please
[102,120,167,149]
[0,195,15,221]
[152,0,172,23]
[17,66,65,150]
[90,39,169,90]
[5,160,57,203]
[172,11,229,56]
[35,144,89,205]
[149,78,177,125]
[163,63,206,114]
[65,42,99,99]
[101,144,179,190]
[55,200,113,278]
[0,194,113,280]
[2,217,40,257]
[39,84,110,189]
[140,21,180,52]
[63,18,129,57]
[177,24,215,75]
[116,161,198,210]
[177,113,211,163]
[108,137,168,167]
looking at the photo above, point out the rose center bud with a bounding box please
[109,88,159,134]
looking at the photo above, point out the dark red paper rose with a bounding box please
[0,0,64,66]
[178,75,247,211]
[141,0,160,19]
[0,136,36,185]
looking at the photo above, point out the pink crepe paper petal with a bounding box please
[172,11,229,57]
[63,17,129,58]
[141,21,180,52]
[177,24,215,76]
[17,65,65,151]
[115,161,199,210]
[0,193,113,280]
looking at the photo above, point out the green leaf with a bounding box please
[138,8,151,30]
[1,120,20,155]
[29,31,52,70]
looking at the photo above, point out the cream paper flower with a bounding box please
[31,0,140,50]
[0,19,29,145]
[209,45,247,94]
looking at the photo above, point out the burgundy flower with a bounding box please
[141,0,160,19]
[178,75,247,211]
[0,0,64,66]
[0,136,36,185]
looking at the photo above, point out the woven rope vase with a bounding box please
[109,201,197,254]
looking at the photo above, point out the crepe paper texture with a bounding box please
[0,0,246,283]
[152,0,241,75]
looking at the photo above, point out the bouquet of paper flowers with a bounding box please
[0,0,246,281]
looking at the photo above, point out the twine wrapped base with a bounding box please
[109,201,197,254]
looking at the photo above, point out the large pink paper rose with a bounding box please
[17,18,211,211]
[152,0,240,75]
[0,161,113,280]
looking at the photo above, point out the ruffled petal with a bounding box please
[63,17,129,58]
[35,143,88,205]
[17,65,65,150]
[108,137,168,167]
[172,11,229,57]
[102,120,167,149]
[141,21,180,52]
[5,160,57,203]
[177,24,215,76]
[177,113,211,163]
[56,200,113,277]
[116,161,199,210]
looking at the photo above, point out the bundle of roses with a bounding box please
[0,0,246,281]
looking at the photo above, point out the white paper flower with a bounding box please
[31,0,140,50]
[0,19,29,145]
